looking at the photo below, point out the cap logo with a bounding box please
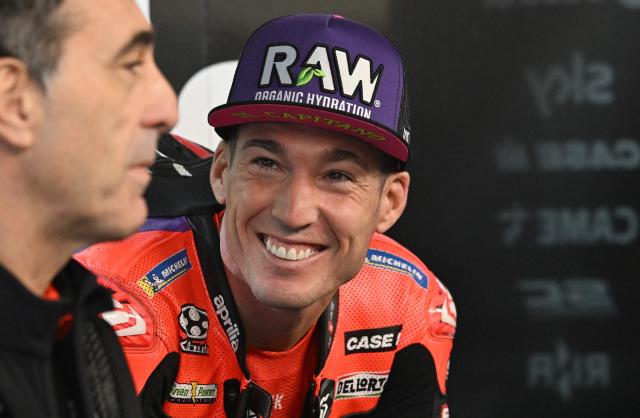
[259,43,384,106]
[210,15,411,163]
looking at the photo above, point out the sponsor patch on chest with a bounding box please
[167,381,217,404]
[335,372,389,400]
[365,249,428,288]
[137,249,192,298]
[344,325,402,355]
[178,304,210,355]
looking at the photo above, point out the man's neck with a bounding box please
[225,270,333,352]
[0,209,76,297]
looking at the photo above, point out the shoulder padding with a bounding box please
[144,133,224,217]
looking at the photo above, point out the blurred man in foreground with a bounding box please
[0,0,177,416]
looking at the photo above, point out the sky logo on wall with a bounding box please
[137,249,192,298]
[525,52,614,119]
[365,249,428,288]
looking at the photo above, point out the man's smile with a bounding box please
[260,233,326,261]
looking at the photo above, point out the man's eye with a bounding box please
[123,60,144,75]
[252,157,278,170]
[325,171,353,183]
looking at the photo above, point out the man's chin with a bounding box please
[252,288,317,311]
[91,202,148,243]
[250,280,331,311]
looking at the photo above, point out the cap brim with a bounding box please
[208,102,409,162]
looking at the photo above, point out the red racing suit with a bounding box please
[76,212,456,418]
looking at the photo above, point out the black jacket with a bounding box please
[0,260,141,417]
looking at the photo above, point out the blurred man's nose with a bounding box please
[142,61,178,132]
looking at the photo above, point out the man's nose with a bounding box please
[141,61,178,132]
[271,175,320,231]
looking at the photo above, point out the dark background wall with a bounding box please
[148,1,639,416]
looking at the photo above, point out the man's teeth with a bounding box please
[265,238,316,260]
[286,248,297,260]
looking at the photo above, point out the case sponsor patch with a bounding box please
[137,249,191,298]
[167,381,217,404]
[365,249,428,288]
[335,372,389,400]
[344,325,402,355]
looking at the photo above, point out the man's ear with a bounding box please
[210,141,231,205]
[376,171,410,233]
[0,57,41,149]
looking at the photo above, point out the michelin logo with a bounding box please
[336,372,389,400]
[137,249,192,298]
[365,249,428,288]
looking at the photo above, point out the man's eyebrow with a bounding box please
[112,30,155,61]
[324,148,369,169]
[241,139,284,155]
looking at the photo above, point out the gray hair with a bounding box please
[0,0,70,86]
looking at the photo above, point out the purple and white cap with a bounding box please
[208,14,411,163]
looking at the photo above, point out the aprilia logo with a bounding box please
[259,44,383,105]
[344,325,402,355]
[213,295,240,352]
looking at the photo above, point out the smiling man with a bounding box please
[0,0,177,416]
[77,14,455,418]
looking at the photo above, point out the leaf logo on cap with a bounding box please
[295,66,325,86]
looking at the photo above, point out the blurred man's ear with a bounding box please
[210,141,231,205]
[0,58,40,149]
[376,171,410,233]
